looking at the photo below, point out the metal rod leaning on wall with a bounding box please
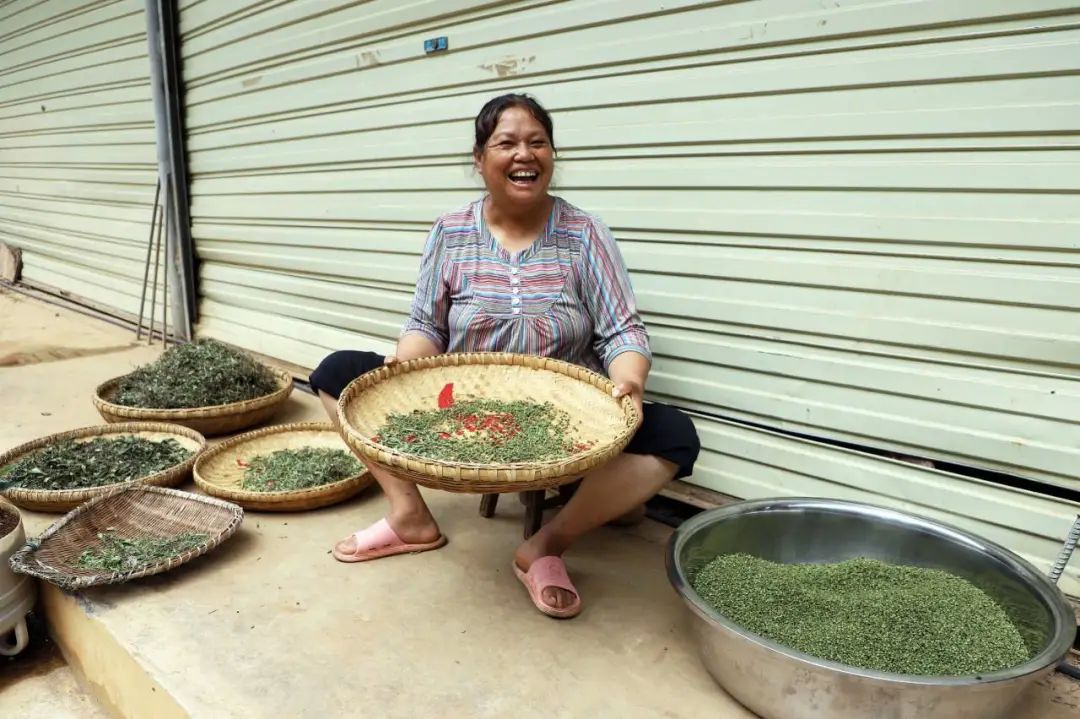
[145,0,195,340]
[163,195,169,346]
[148,198,165,346]
[135,178,161,340]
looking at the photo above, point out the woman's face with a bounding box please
[474,106,554,210]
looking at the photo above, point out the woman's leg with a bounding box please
[513,453,676,609]
[319,391,441,547]
[310,350,441,549]
[514,403,700,610]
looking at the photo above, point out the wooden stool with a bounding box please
[479,481,580,539]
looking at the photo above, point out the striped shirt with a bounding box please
[402,196,651,374]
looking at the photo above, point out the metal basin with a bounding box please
[666,498,1077,719]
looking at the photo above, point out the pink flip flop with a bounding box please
[513,556,583,619]
[331,518,447,563]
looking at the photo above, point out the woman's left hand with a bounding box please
[612,381,645,423]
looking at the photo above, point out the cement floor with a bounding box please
[1,286,1078,718]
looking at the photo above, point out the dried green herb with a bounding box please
[114,338,278,409]
[76,531,209,572]
[240,447,362,492]
[376,398,590,463]
[0,437,193,491]
[0,508,17,538]
[692,554,1030,676]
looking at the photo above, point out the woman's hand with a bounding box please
[608,351,650,424]
[612,381,644,423]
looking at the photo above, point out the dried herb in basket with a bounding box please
[113,339,279,409]
[692,554,1030,676]
[0,436,193,491]
[375,384,594,463]
[0,508,17,538]
[240,448,363,492]
[76,531,209,573]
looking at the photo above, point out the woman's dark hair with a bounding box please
[473,93,555,156]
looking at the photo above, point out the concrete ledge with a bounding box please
[43,586,186,719]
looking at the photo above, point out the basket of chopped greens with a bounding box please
[92,339,293,436]
[193,422,371,511]
[9,484,242,591]
[337,353,640,493]
[0,423,205,512]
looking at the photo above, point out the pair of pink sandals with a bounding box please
[333,518,581,619]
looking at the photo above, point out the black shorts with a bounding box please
[310,350,701,480]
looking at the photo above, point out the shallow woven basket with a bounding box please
[193,422,372,511]
[9,484,243,591]
[338,352,640,493]
[92,366,293,436]
[0,423,206,513]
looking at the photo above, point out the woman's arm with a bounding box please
[395,220,450,363]
[608,350,649,421]
[580,221,651,366]
[391,332,442,363]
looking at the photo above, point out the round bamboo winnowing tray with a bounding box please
[92,366,294,436]
[9,484,243,591]
[338,353,641,494]
[193,422,372,511]
[0,423,206,513]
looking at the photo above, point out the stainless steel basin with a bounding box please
[666,498,1077,719]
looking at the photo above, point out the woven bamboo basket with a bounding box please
[9,484,243,591]
[193,422,372,511]
[0,423,206,513]
[92,366,294,436]
[337,352,640,493]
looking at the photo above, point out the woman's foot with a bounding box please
[333,511,443,560]
[513,540,578,612]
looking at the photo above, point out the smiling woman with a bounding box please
[309,93,701,619]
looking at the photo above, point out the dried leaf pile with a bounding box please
[0,436,192,491]
[240,448,362,492]
[76,531,209,573]
[113,339,278,409]
[0,507,17,538]
[375,398,591,463]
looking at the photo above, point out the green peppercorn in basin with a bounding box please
[665,498,1076,719]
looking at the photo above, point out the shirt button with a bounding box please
[511,297,520,305]
[511,277,519,285]
[512,287,519,295]
[510,267,519,275]
[512,307,521,315]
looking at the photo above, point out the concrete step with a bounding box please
[22,483,751,719]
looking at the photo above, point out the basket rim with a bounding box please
[93,366,294,419]
[9,484,243,591]
[192,421,370,503]
[336,352,640,479]
[0,422,207,504]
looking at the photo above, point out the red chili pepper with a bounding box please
[438,383,455,409]
[405,434,417,444]
[462,414,479,432]
[370,435,381,443]
[236,458,249,467]
[438,432,452,440]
